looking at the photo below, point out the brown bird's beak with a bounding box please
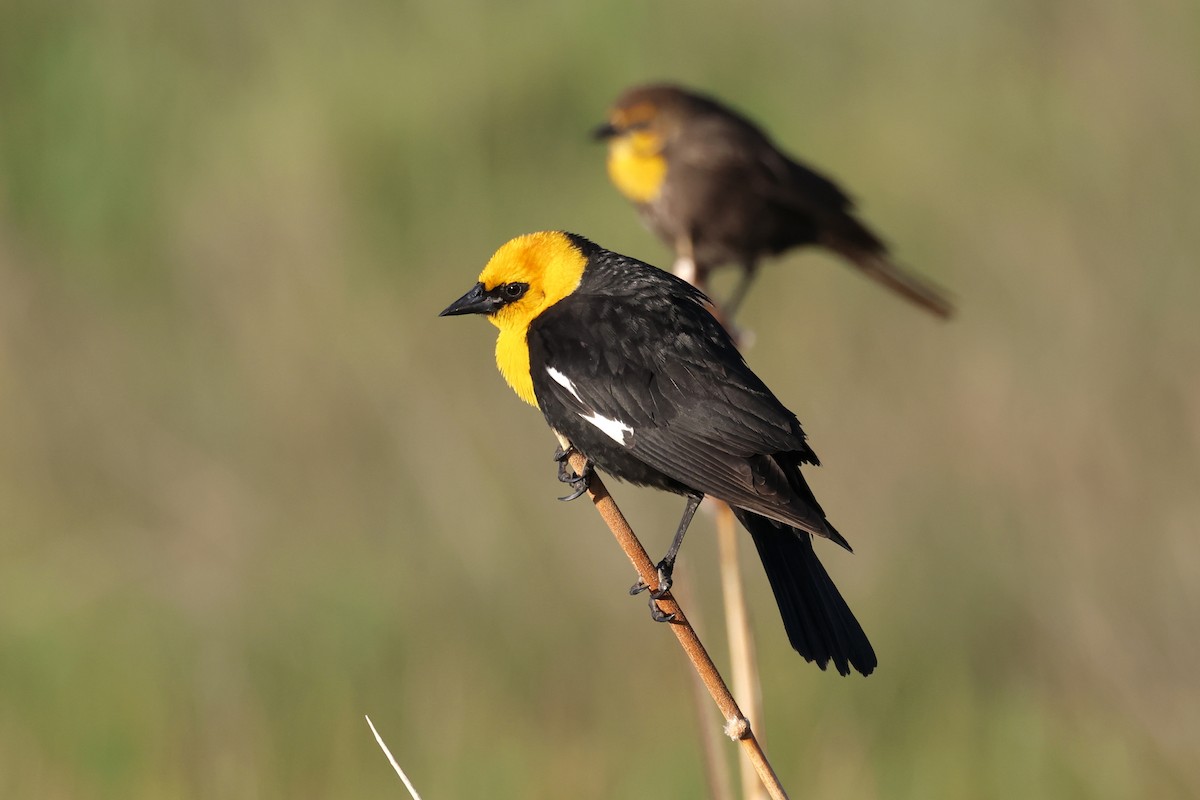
[439,282,503,317]
[591,121,619,141]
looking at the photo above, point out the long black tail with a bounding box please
[736,509,877,676]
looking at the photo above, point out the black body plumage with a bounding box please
[527,235,876,676]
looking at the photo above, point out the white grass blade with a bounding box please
[365,715,424,800]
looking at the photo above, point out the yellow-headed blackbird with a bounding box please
[594,83,953,318]
[441,231,876,676]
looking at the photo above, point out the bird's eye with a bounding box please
[503,282,528,300]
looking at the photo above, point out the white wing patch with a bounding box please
[546,367,583,404]
[546,366,634,446]
[580,411,634,445]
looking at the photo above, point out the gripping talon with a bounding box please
[632,576,678,621]
[629,559,674,597]
[554,446,574,484]
[650,561,674,598]
[558,478,589,502]
[649,598,677,623]
[555,451,593,502]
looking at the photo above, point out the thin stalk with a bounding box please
[558,440,791,800]
[680,259,768,800]
[674,573,736,800]
[716,501,768,800]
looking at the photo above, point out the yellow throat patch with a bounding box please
[606,129,667,204]
[478,231,588,407]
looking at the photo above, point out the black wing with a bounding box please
[527,257,838,541]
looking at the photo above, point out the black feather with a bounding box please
[526,239,875,674]
[738,510,876,676]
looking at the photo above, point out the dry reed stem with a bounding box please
[688,665,737,800]
[696,274,768,800]
[716,501,769,800]
[558,441,791,800]
[674,574,736,800]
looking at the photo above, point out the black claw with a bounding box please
[650,560,674,598]
[554,447,575,484]
[555,454,592,502]
[557,478,589,502]
[629,559,674,597]
[631,575,677,620]
[648,597,677,623]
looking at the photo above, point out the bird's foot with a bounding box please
[647,595,677,624]
[554,446,592,502]
[628,558,674,599]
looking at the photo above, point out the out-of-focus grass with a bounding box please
[1,0,1198,797]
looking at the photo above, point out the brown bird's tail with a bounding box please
[836,245,955,319]
[736,509,877,676]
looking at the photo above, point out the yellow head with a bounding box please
[440,231,589,406]
[593,87,680,203]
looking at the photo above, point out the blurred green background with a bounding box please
[1,0,1198,797]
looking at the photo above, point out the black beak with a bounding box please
[439,282,501,317]
[591,121,619,141]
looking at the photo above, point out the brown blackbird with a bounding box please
[594,83,953,318]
